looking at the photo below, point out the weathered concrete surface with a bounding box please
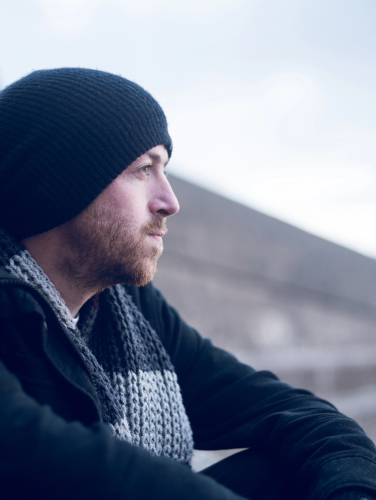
[153,175,376,459]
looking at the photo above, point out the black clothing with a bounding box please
[201,447,291,499]
[1,266,376,500]
[202,449,376,500]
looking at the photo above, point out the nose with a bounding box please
[150,175,180,217]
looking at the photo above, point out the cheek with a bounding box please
[113,195,148,231]
[93,180,150,228]
[119,196,146,222]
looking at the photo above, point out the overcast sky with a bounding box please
[1,0,376,258]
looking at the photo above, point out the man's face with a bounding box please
[59,145,179,291]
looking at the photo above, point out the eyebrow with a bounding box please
[147,152,169,167]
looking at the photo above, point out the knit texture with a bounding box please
[0,229,193,464]
[0,68,172,239]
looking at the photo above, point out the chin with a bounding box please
[116,258,159,288]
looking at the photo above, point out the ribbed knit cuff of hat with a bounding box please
[328,489,376,500]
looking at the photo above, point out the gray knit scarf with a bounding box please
[0,229,193,464]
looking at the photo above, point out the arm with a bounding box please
[134,283,376,500]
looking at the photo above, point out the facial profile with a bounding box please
[55,145,179,294]
[59,202,166,292]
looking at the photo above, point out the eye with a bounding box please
[139,165,151,177]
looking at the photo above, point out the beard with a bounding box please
[58,203,166,294]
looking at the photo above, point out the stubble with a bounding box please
[58,203,166,294]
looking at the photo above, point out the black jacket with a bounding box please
[1,266,376,500]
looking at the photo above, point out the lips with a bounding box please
[144,218,167,239]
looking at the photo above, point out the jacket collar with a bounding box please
[0,264,102,418]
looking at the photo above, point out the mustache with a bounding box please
[143,217,168,235]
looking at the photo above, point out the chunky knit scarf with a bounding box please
[0,229,193,464]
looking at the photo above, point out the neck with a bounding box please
[22,230,94,318]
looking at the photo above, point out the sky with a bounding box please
[1,0,376,258]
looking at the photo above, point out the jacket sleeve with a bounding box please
[137,283,376,500]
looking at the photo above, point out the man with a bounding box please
[0,68,375,500]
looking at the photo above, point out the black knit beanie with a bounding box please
[0,68,172,240]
